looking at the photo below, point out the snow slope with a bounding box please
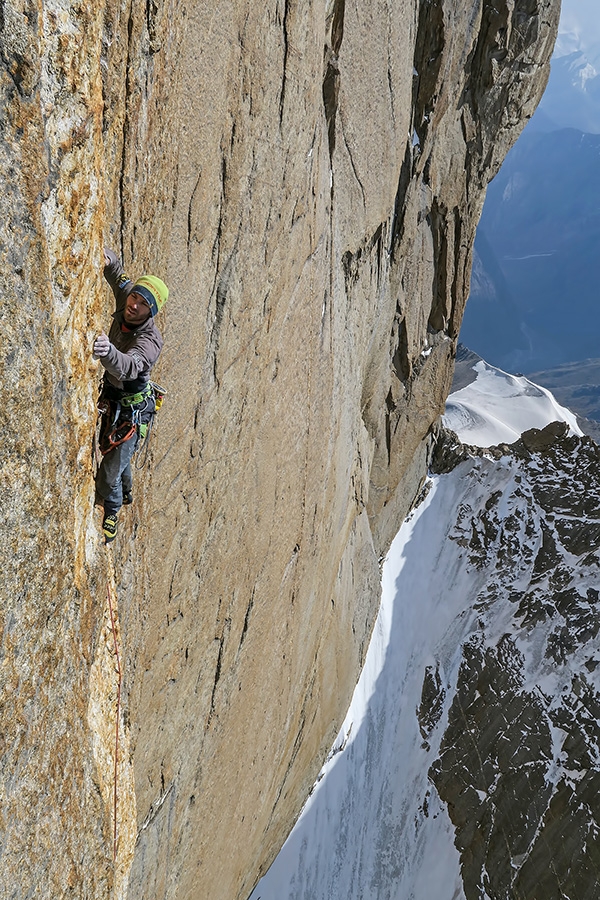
[443,359,581,446]
[250,371,599,900]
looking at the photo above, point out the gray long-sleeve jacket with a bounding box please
[100,250,164,397]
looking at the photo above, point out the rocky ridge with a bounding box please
[0,1,559,898]
[429,424,600,900]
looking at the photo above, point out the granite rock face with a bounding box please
[0,1,559,898]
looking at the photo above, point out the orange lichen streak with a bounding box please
[106,575,122,863]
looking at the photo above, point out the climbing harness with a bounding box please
[120,383,153,407]
[96,382,163,456]
[94,381,166,469]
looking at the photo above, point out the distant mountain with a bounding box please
[539,52,600,134]
[460,0,600,377]
[460,128,600,373]
[250,362,600,900]
[528,358,600,441]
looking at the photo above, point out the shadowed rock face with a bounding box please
[429,425,600,900]
[0,1,559,898]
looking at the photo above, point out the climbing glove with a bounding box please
[93,333,111,358]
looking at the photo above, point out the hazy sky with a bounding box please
[555,0,600,61]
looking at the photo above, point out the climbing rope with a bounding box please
[106,578,122,864]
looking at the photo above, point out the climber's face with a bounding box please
[124,292,152,326]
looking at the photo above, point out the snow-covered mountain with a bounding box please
[444,358,581,446]
[249,364,600,900]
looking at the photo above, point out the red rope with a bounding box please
[106,582,122,864]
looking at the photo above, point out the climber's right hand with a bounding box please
[93,333,111,358]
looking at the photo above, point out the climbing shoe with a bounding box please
[123,490,133,505]
[103,513,118,543]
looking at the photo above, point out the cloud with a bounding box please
[555,0,600,62]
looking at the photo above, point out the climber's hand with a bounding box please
[93,333,110,358]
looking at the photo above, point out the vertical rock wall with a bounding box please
[0,0,113,893]
[0,1,559,898]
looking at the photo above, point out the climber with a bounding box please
[93,249,168,543]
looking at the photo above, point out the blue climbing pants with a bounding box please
[96,432,139,517]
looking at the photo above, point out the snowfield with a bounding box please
[442,360,581,446]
